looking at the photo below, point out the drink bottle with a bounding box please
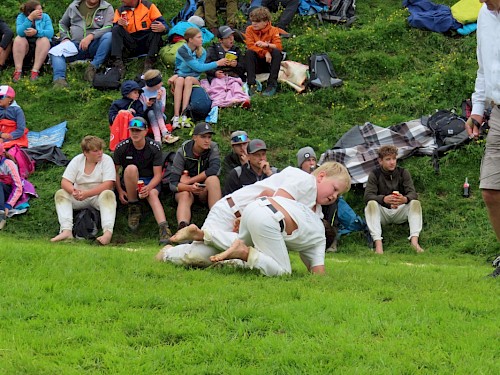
[463,177,470,198]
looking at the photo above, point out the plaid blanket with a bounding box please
[319,120,436,185]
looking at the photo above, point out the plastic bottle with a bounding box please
[463,177,470,198]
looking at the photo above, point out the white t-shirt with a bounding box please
[272,196,326,268]
[62,153,116,191]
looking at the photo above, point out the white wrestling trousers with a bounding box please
[54,189,117,233]
[364,200,422,241]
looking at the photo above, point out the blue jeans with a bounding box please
[51,32,112,81]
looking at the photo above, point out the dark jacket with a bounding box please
[205,43,246,83]
[222,151,241,176]
[223,162,277,196]
[364,166,418,209]
[108,80,145,123]
[169,139,221,192]
[0,19,14,50]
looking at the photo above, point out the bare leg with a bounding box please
[33,37,50,71]
[96,230,113,245]
[210,239,249,262]
[181,77,200,113]
[170,224,204,243]
[410,236,424,253]
[51,229,74,242]
[12,36,28,71]
[374,239,383,254]
[173,77,185,116]
[175,191,194,224]
[482,189,500,242]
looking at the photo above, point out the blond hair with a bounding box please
[312,161,351,193]
[143,69,161,81]
[378,145,398,159]
[81,135,105,153]
[249,7,272,23]
[184,27,203,58]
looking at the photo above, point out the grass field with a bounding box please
[0,0,499,373]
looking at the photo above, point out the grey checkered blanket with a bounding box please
[319,120,436,185]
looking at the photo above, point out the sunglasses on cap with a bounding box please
[231,134,249,143]
[129,119,147,129]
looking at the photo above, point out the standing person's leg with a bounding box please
[226,0,238,27]
[203,0,218,31]
[275,0,300,31]
[93,190,117,245]
[32,37,50,73]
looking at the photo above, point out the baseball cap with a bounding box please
[230,130,249,144]
[188,15,205,28]
[0,85,15,99]
[218,25,235,39]
[247,139,267,154]
[297,146,317,167]
[193,122,215,135]
[129,117,148,130]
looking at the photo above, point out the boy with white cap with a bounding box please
[222,130,250,175]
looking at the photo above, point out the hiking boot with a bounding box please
[12,70,22,83]
[113,59,126,79]
[171,116,180,129]
[143,57,156,72]
[159,223,173,245]
[488,266,500,278]
[0,210,5,230]
[84,65,97,82]
[128,203,142,231]
[30,70,39,81]
[262,85,277,97]
[53,78,69,88]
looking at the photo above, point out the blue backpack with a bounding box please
[170,0,199,28]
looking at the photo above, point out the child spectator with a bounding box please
[108,80,145,151]
[0,18,14,71]
[205,26,250,108]
[51,136,117,245]
[222,130,249,176]
[168,27,228,129]
[245,7,283,97]
[0,142,23,230]
[0,85,29,149]
[12,0,53,82]
[140,69,179,144]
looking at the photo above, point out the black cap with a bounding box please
[193,122,215,135]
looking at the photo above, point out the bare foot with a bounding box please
[170,224,203,243]
[210,239,249,262]
[374,239,384,254]
[410,237,424,253]
[96,230,112,245]
[51,229,74,242]
[155,245,173,261]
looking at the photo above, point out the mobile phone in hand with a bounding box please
[197,183,206,188]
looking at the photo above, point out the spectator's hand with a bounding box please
[118,190,128,205]
[0,132,12,140]
[466,115,482,139]
[239,152,248,165]
[29,8,43,21]
[116,18,128,27]
[129,108,136,114]
[147,98,156,107]
[191,183,204,195]
[255,40,266,48]
[24,28,37,37]
[167,75,178,86]
[138,184,151,199]
[216,58,230,67]
[150,21,166,33]
[229,60,237,67]
[265,52,272,64]
[260,160,272,176]
[215,70,225,79]
[156,90,162,100]
[79,34,94,51]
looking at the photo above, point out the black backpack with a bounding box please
[317,0,357,25]
[93,67,121,91]
[308,53,343,89]
[161,151,176,190]
[73,208,101,240]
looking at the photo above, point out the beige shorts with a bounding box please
[480,106,500,190]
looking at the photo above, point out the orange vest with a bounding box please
[0,119,29,149]
[113,0,162,34]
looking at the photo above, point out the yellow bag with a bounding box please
[451,0,482,24]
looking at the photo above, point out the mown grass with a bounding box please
[0,0,499,372]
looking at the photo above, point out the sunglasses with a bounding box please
[231,134,248,143]
[129,119,146,129]
[0,95,8,100]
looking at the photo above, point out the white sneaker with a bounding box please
[162,134,179,144]
[181,115,191,128]
[171,116,180,129]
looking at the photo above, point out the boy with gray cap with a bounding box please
[206,26,245,83]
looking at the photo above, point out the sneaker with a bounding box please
[30,70,39,81]
[240,99,251,109]
[53,78,69,88]
[171,116,180,130]
[159,223,173,245]
[127,203,142,231]
[488,266,500,278]
[113,59,126,79]
[262,85,277,97]
[162,134,179,144]
[12,71,22,83]
[0,210,5,230]
[84,65,97,82]
[181,115,191,128]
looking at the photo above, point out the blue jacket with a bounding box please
[174,43,217,78]
[16,12,54,39]
[168,21,214,44]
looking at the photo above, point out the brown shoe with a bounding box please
[159,223,173,245]
[113,59,126,79]
[53,78,69,88]
[143,57,156,73]
[128,203,141,231]
[84,65,97,82]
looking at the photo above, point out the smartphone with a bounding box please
[149,97,156,102]
[197,183,206,188]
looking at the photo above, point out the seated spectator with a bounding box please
[51,136,117,245]
[168,27,228,129]
[195,0,238,34]
[108,80,145,151]
[245,7,282,97]
[0,18,14,71]
[113,117,173,245]
[111,0,168,76]
[297,146,317,173]
[204,26,250,108]
[169,122,222,230]
[167,15,214,45]
[139,69,179,144]
[261,0,299,32]
[50,0,114,88]
[0,85,29,149]
[12,0,54,82]
[364,145,424,254]
[223,139,277,195]
[222,130,249,176]
[0,142,23,230]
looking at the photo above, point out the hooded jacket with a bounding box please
[59,0,114,42]
[108,81,144,123]
[245,22,282,59]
